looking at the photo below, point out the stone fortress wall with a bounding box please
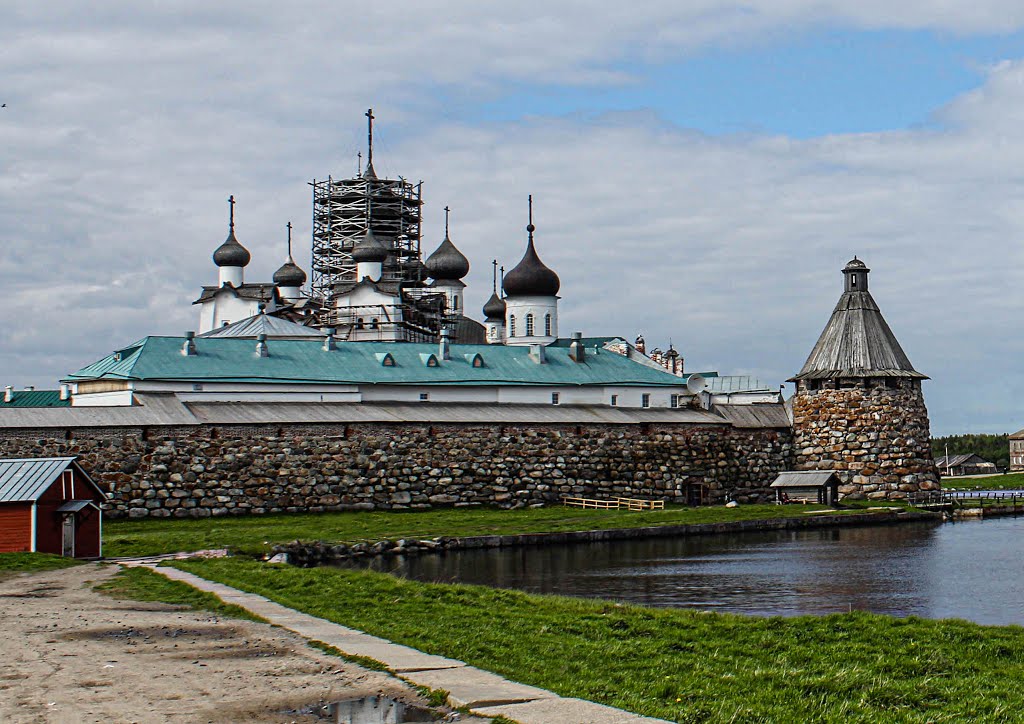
[791,379,940,500]
[0,420,791,519]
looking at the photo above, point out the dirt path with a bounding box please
[0,564,461,723]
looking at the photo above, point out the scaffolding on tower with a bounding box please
[310,109,425,321]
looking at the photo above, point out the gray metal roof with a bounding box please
[705,375,772,393]
[198,314,324,340]
[713,404,791,429]
[791,280,926,381]
[0,458,78,502]
[57,500,98,512]
[0,393,202,428]
[770,470,840,487]
[0,394,756,429]
[0,387,796,430]
[183,400,725,426]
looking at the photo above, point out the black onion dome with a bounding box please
[273,258,306,287]
[483,292,506,320]
[352,228,388,263]
[502,237,559,297]
[212,230,251,268]
[844,257,868,271]
[424,235,470,281]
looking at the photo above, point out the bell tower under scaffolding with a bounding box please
[310,109,424,316]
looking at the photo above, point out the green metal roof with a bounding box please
[1,390,71,408]
[67,337,688,388]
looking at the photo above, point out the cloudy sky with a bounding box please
[3,2,1024,434]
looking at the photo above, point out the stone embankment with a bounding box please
[0,421,791,519]
[271,508,941,566]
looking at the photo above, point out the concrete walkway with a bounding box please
[130,562,670,724]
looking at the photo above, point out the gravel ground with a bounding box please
[0,563,484,723]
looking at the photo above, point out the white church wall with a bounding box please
[505,295,557,346]
[71,389,135,407]
[200,291,262,333]
[335,284,405,342]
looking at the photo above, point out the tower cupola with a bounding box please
[483,292,506,320]
[425,206,469,315]
[843,256,869,292]
[483,260,506,344]
[213,195,250,286]
[502,207,560,297]
[424,221,470,282]
[273,222,306,301]
[352,227,387,281]
[503,196,559,345]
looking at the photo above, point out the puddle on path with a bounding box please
[286,695,435,723]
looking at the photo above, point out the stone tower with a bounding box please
[789,258,939,500]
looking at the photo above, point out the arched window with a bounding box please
[544,313,552,336]
[525,313,534,337]
[452,296,459,311]
[370,318,379,329]
[356,318,365,329]
[509,316,517,337]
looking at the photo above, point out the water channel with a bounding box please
[340,516,1024,626]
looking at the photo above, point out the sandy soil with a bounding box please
[0,564,470,724]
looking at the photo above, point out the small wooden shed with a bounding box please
[0,457,105,558]
[770,470,840,506]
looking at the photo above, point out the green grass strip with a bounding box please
[0,552,84,576]
[104,503,885,558]
[172,557,1024,723]
[95,566,266,623]
[942,472,1024,491]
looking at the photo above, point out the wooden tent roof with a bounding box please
[791,265,926,381]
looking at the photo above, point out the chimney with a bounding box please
[3,386,12,403]
[24,386,34,392]
[568,331,586,363]
[529,343,546,364]
[323,328,337,351]
[59,383,70,401]
[256,333,269,357]
[182,331,197,356]
[439,328,451,361]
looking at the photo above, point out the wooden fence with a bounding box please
[562,496,665,511]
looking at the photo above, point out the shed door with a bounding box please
[62,515,75,557]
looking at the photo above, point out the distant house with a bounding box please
[935,454,998,477]
[0,457,104,558]
[1010,433,1024,471]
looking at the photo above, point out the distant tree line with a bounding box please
[931,434,1009,470]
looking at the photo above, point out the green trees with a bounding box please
[931,434,1009,470]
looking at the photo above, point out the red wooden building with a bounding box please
[0,457,105,558]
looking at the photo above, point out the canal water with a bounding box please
[341,516,1024,625]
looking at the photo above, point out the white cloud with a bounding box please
[3,4,1024,434]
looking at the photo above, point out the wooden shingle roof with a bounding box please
[791,262,926,381]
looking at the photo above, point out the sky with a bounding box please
[3,1,1024,435]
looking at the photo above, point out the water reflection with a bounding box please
[338,517,1024,625]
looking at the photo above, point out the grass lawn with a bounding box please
[942,472,1024,491]
[0,552,83,580]
[173,557,1024,723]
[104,503,887,558]
[95,566,265,622]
